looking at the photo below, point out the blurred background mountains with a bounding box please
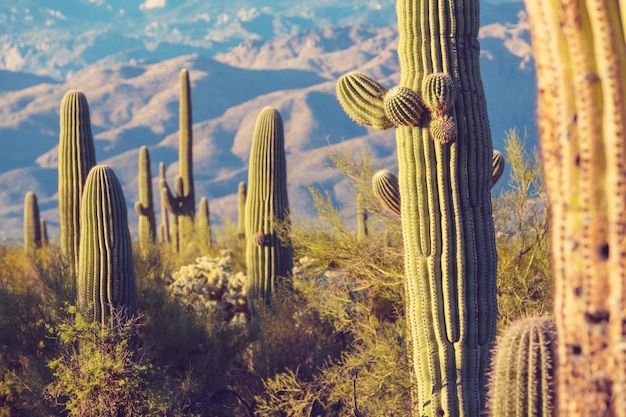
[0,0,535,241]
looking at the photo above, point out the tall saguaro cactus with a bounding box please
[23,191,42,249]
[160,69,196,249]
[336,0,496,415]
[245,107,293,308]
[58,90,97,276]
[524,1,626,415]
[77,165,136,326]
[134,146,156,256]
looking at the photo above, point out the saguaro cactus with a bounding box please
[197,197,212,250]
[23,191,42,249]
[160,69,196,249]
[134,146,156,256]
[245,107,293,307]
[77,165,136,326]
[524,1,626,415]
[336,0,496,415]
[487,316,556,417]
[58,90,97,276]
[237,181,247,239]
[158,162,171,244]
[491,150,506,189]
[356,193,368,241]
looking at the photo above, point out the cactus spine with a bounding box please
[77,165,136,326]
[336,0,496,415]
[524,1,626,415]
[134,146,156,256]
[372,169,401,216]
[160,69,196,249]
[237,181,247,239]
[23,191,42,249]
[487,316,556,417]
[197,197,212,250]
[245,107,293,307]
[58,90,97,276]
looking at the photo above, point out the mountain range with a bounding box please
[0,0,535,242]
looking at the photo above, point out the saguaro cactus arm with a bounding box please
[23,191,42,249]
[372,169,401,216]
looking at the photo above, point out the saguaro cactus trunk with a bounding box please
[524,1,626,415]
[336,0,496,415]
[134,146,156,257]
[58,90,97,276]
[77,165,136,326]
[23,191,42,249]
[245,107,293,309]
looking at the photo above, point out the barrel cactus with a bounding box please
[134,146,156,256]
[77,165,136,326]
[58,90,97,276]
[245,107,293,309]
[487,316,556,417]
[23,191,42,249]
[525,0,626,415]
[336,0,497,414]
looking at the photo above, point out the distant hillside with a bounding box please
[0,1,535,242]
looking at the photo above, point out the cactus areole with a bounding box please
[337,0,496,415]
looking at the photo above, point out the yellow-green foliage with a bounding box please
[492,129,552,329]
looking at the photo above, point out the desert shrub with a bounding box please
[492,129,552,329]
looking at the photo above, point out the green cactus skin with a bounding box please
[170,212,179,253]
[77,165,136,326]
[336,71,393,130]
[134,146,156,256]
[372,169,401,216]
[40,218,49,247]
[337,0,497,415]
[58,90,97,276]
[160,68,196,248]
[158,162,171,244]
[237,181,247,239]
[491,150,505,189]
[422,73,457,115]
[383,86,426,127]
[23,191,42,249]
[525,0,626,415]
[487,317,556,417]
[197,197,212,250]
[356,193,368,241]
[245,107,293,308]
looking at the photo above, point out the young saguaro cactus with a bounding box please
[245,107,293,308]
[134,146,156,256]
[160,68,196,249]
[336,0,497,415]
[237,181,247,239]
[77,165,136,326]
[58,90,97,276]
[356,193,368,241]
[197,196,212,250]
[487,316,556,417]
[524,1,626,415]
[158,162,171,244]
[23,191,42,249]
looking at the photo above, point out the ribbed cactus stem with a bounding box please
[77,165,136,326]
[487,316,556,417]
[197,197,212,250]
[40,219,48,247]
[356,193,368,241]
[337,0,496,415]
[134,146,156,256]
[525,1,626,415]
[160,68,196,250]
[58,90,97,276]
[158,162,170,244]
[491,150,506,189]
[245,107,293,308]
[372,169,401,216]
[23,191,42,249]
[237,181,247,239]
